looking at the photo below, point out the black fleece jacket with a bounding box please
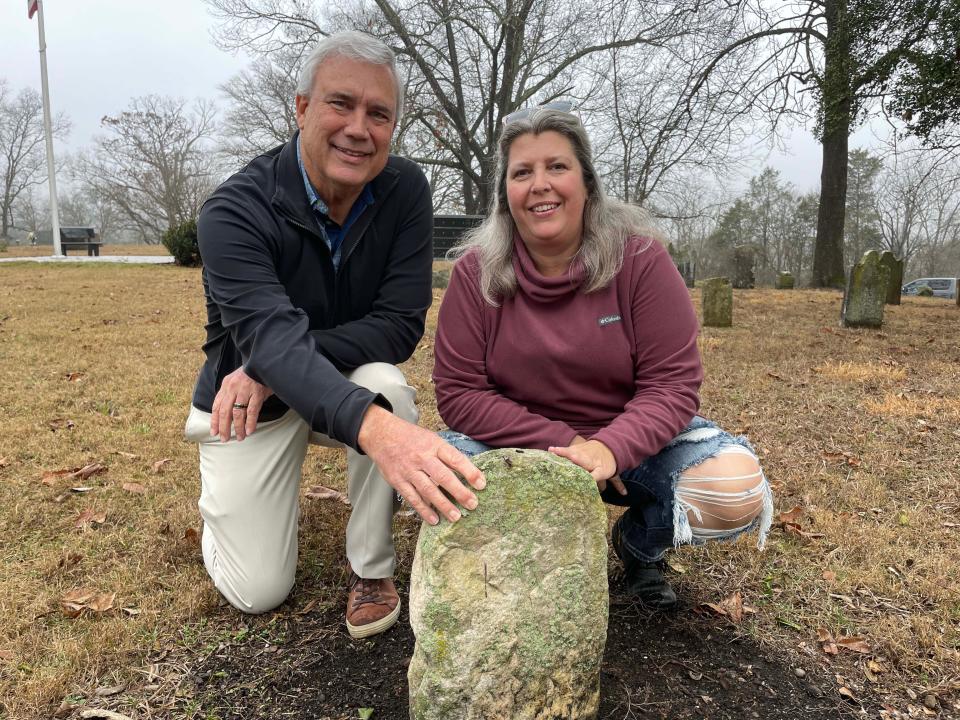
[191,133,433,451]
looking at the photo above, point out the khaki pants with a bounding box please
[184,363,417,614]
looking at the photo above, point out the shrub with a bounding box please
[0,238,8,252]
[161,219,201,267]
[917,285,934,297]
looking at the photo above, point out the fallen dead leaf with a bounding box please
[60,589,116,617]
[818,627,842,655]
[48,418,76,431]
[305,484,350,505]
[41,467,80,486]
[122,482,146,495]
[0,649,13,661]
[86,592,117,613]
[65,372,86,382]
[822,570,837,583]
[837,636,871,653]
[73,463,107,481]
[112,451,139,459]
[776,505,803,523]
[183,527,200,545]
[58,553,83,569]
[867,659,886,674]
[719,590,746,623]
[61,588,96,617]
[838,686,856,700]
[75,509,107,529]
[0,457,8,469]
[152,458,171,473]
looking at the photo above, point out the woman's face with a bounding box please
[505,130,587,259]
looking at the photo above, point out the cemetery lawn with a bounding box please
[1,262,958,719]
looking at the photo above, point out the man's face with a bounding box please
[295,55,397,204]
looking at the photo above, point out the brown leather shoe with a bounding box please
[345,567,401,639]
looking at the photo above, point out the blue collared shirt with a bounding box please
[297,138,374,270]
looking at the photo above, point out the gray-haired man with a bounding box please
[185,31,483,638]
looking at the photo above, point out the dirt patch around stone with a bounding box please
[175,581,858,720]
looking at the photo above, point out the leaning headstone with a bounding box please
[732,245,755,289]
[878,251,903,305]
[702,276,733,327]
[409,449,609,720]
[775,271,795,289]
[841,250,890,328]
[432,269,450,289]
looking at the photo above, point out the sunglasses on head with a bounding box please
[502,100,576,126]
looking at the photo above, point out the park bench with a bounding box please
[58,227,102,256]
[433,215,483,259]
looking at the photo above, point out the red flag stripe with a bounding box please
[28,0,39,19]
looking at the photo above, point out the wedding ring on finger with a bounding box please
[233,402,249,410]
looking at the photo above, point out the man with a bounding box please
[184,31,483,639]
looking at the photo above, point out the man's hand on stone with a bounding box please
[549,437,627,496]
[211,367,274,442]
[358,405,486,525]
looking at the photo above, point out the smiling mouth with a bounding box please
[332,143,371,158]
[529,202,560,214]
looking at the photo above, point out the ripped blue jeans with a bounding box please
[440,416,773,563]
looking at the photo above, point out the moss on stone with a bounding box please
[409,449,609,719]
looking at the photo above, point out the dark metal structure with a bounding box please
[432,215,483,259]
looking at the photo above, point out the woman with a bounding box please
[433,106,772,608]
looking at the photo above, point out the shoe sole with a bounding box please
[346,600,401,639]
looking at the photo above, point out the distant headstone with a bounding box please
[841,250,890,328]
[408,449,609,720]
[432,269,450,289]
[775,271,795,289]
[732,245,755,289]
[667,242,696,289]
[878,251,903,305]
[702,277,733,327]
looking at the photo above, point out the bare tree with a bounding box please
[686,0,959,287]
[82,95,218,243]
[0,80,69,238]
[204,0,696,213]
[598,31,754,208]
[219,49,301,166]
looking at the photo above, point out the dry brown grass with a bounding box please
[0,244,170,258]
[0,265,958,718]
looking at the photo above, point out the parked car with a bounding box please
[901,277,957,299]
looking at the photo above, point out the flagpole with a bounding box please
[35,0,62,256]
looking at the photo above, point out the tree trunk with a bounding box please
[813,119,849,287]
[812,0,851,288]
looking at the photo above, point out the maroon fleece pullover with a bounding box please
[433,236,703,471]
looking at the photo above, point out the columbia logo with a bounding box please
[598,314,622,326]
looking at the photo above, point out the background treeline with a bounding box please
[2,0,958,285]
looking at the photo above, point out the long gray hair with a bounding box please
[452,109,655,305]
[296,31,404,121]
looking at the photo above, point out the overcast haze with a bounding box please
[2,0,884,194]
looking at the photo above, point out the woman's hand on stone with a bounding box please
[549,439,626,495]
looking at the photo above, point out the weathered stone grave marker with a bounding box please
[841,250,890,328]
[775,271,795,289]
[702,276,733,327]
[409,449,608,720]
[878,251,903,305]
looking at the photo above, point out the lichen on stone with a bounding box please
[408,448,609,720]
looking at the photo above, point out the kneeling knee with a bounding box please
[217,570,295,615]
[349,363,417,423]
[677,447,766,531]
